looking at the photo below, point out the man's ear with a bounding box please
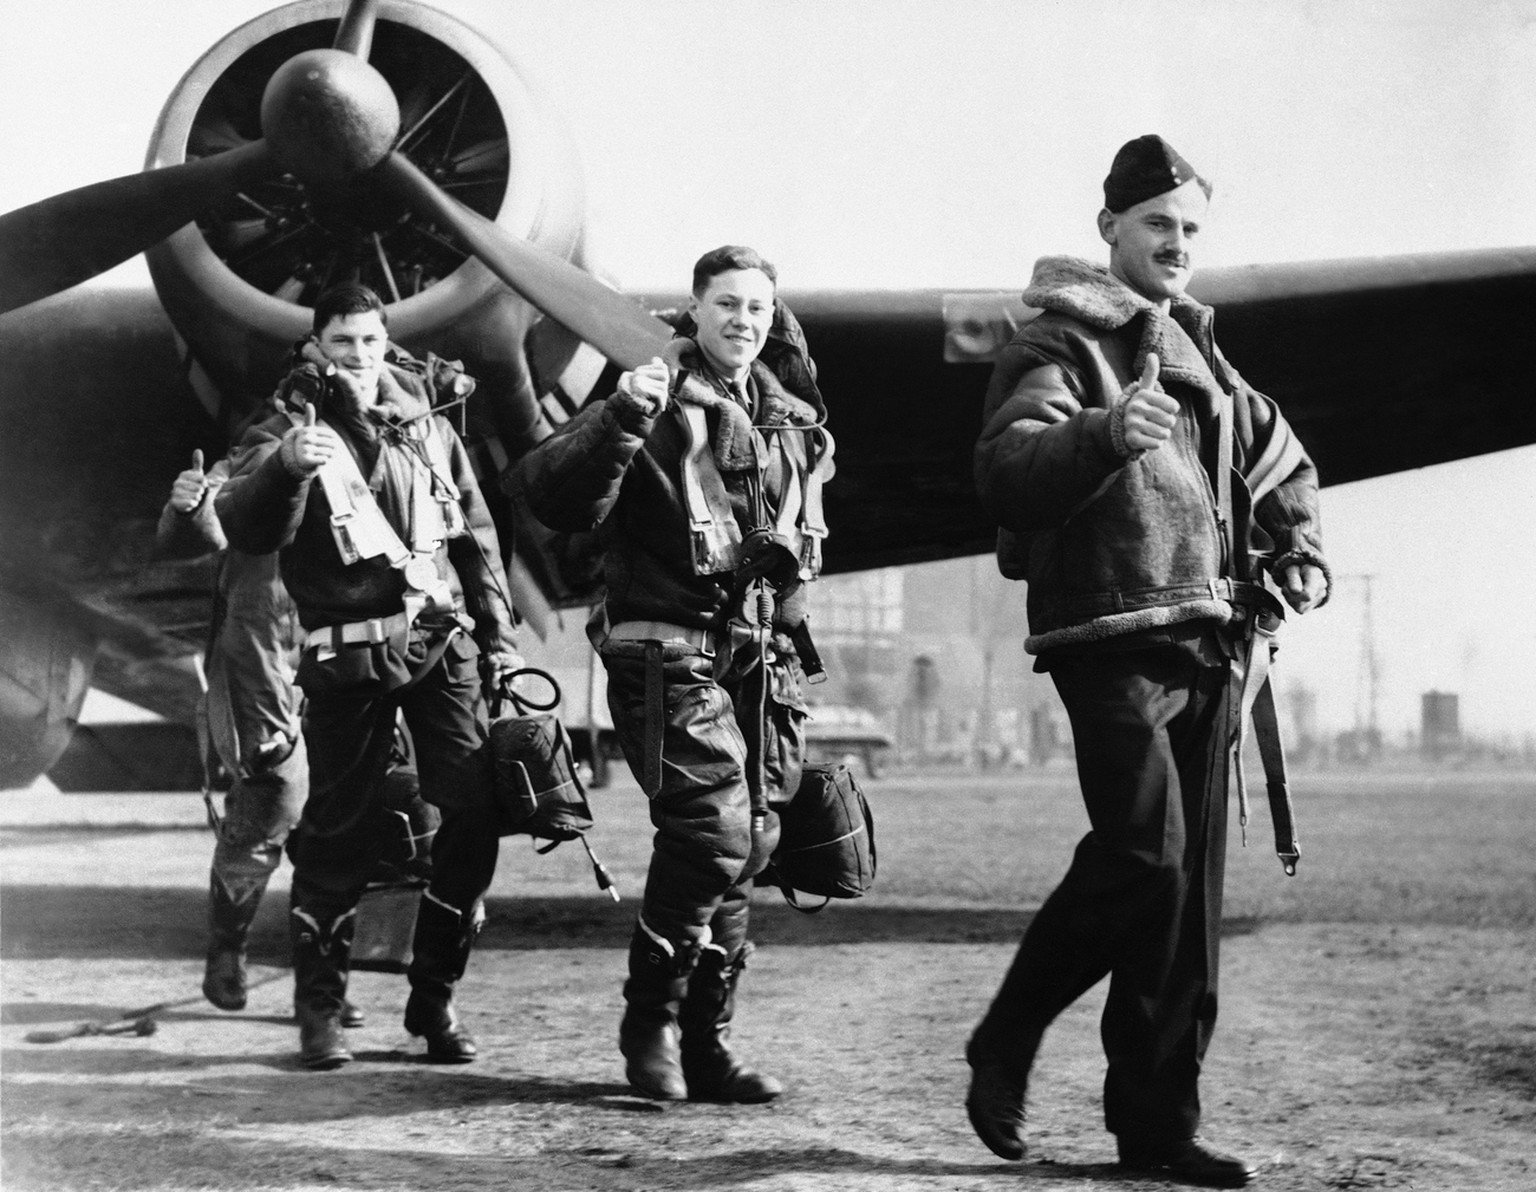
[1096,208,1118,246]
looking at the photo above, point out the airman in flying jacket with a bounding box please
[515,246,834,1103]
[216,284,519,1071]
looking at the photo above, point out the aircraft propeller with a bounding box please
[0,0,672,368]
[376,153,670,368]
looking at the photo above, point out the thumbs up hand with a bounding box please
[169,448,210,513]
[280,402,341,474]
[616,356,671,419]
[1120,353,1179,453]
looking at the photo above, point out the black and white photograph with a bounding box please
[2,2,1533,1189]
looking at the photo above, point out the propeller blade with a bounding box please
[0,141,275,316]
[333,0,380,57]
[376,151,672,369]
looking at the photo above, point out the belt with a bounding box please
[304,612,410,653]
[605,620,716,656]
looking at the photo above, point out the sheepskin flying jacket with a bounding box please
[974,255,1328,654]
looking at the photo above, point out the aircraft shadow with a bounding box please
[0,1060,631,1119]
[0,1110,1123,1190]
[1,884,1265,962]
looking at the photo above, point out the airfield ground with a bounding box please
[2,766,1533,1191]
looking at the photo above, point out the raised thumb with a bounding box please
[190,448,204,472]
[1139,352,1160,390]
[304,402,318,427]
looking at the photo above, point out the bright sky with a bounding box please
[3,0,1534,739]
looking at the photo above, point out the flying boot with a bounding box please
[679,899,782,1102]
[619,917,699,1100]
[290,902,356,1070]
[203,871,268,1011]
[403,892,479,1063]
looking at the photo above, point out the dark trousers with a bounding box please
[969,646,1230,1142]
[289,639,499,920]
[601,640,805,947]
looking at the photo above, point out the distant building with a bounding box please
[1421,691,1461,759]
[814,558,1058,765]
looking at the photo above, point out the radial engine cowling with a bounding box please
[144,0,586,448]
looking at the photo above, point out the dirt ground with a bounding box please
[3,770,1534,1191]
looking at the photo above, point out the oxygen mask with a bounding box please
[736,527,800,589]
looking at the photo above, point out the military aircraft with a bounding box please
[2,0,1535,791]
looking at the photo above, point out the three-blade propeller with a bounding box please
[0,0,672,368]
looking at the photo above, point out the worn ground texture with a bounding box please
[3,767,1534,1191]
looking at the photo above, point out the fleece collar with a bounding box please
[663,339,821,471]
[1024,255,1226,419]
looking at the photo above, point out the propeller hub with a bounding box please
[260,49,399,185]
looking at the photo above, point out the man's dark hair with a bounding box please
[691,245,777,296]
[312,284,388,334]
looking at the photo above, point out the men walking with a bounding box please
[217,284,519,1070]
[516,246,833,1102]
[967,136,1329,1186]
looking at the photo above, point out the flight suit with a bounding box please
[517,314,829,1102]
[157,462,306,1011]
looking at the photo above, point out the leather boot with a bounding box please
[291,904,356,1070]
[619,919,697,1100]
[203,871,269,1011]
[403,893,478,1063]
[679,941,782,1102]
[963,1028,1040,1161]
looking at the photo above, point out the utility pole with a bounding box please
[1338,573,1381,759]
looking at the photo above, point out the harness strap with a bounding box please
[1251,676,1299,874]
[796,426,835,580]
[314,442,411,568]
[789,620,827,684]
[766,428,803,543]
[1224,591,1298,874]
[192,650,221,835]
[679,400,745,574]
[294,410,455,625]
[412,423,467,541]
[1215,357,1237,578]
[763,425,836,581]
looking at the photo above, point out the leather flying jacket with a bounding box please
[512,335,827,637]
[214,356,516,658]
[974,255,1328,654]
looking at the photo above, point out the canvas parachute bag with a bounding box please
[759,762,876,912]
[488,668,618,900]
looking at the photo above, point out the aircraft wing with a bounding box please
[1195,247,1536,486]
[776,244,1536,575]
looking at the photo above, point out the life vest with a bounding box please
[290,406,466,626]
[670,365,835,584]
